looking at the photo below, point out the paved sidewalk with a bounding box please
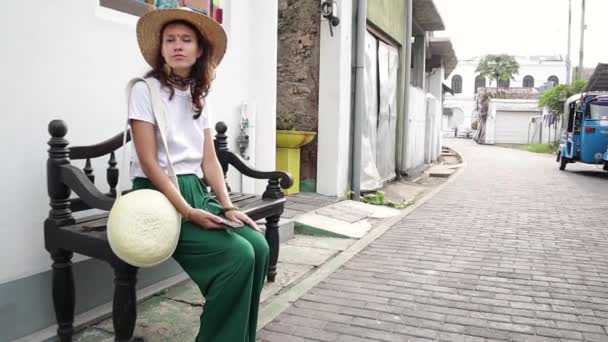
[258,139,608,342]
[283,193,341,219]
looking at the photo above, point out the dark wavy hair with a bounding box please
[145,20,217,119]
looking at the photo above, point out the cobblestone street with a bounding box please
[259,139,608,342]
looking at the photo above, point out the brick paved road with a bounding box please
[258,140,608,342]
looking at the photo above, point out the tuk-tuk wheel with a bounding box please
[559,156,568,171]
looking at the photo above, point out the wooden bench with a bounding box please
[44,120,292,341]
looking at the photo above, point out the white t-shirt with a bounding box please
[128,77,212,180]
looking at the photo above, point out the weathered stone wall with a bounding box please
[277,0,321,188]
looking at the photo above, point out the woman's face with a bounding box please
[161,22,202,77]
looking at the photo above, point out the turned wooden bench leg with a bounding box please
[51,249,75,342]
[112,263,138,342]
[265,214,281,283]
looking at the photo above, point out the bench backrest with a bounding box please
[45,120,232,221]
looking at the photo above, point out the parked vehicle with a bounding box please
[456,125,474,139]
[558,92,608,171]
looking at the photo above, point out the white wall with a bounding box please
[425,94,438,163]
[316,0,353,197]
[249,0,278,194]
[442,114,450,131]
[529,110,562,145]
[0,1,277,285]
[486,99,541,145]
[515,64,567,88]
[403,86,428,171]
[443,97,475,130]
[446,62,479,98]
[494,110,541,144]
[426,67,445,162]
[427,68,444,101]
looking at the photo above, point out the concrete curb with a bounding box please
[257,163,466,331]
[442,145,464,164]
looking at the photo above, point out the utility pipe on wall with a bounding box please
[578,0,586,80]
[351,0,367,201]
[566,0,572,84]
[399,0,413,173]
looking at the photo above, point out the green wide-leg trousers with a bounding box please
[132,175,269,342]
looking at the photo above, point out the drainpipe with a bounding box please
[398,0,413,174]
[351,0,367,201]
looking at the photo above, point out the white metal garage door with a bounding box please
[495,110,540,144]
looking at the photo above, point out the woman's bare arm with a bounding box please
[201,128,233,208]
[201,129,260,230]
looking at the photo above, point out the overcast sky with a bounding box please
[433,0,607,67]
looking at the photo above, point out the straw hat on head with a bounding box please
[136,7,227,68]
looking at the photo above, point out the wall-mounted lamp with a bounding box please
[321,0,340,37]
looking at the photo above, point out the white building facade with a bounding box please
[443,56,567,133]
[0,1,278,340]
[317,2,456,196]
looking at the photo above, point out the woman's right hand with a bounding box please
[186,208,225,230]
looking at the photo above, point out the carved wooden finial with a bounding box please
[49,120,68,138]
[47,119,73,223]
[213,121,230,190]
[214,121,228,153]
[215,121,228,134]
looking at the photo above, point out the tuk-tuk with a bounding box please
[558,92,608,171]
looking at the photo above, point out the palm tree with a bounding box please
[476,54,520,90]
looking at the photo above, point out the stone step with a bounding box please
[257,218,295,243]
[428,164,456,178]
[294,200,401,239]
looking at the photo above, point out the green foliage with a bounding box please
[539,80,588,114]
[276,114,296,130]
[538,84,570,114]
[571,80,588,94]
[361,191,415,209]
[526,143,559,154]
[476,54,520,89]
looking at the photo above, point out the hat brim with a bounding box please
[137,8,227,68]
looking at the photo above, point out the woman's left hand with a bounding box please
[224,210,262,232]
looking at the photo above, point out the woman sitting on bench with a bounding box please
[128,7,269,342]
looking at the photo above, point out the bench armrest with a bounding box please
[219,151,293,190]
[69,131,130,160]
[60,165,115,211]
